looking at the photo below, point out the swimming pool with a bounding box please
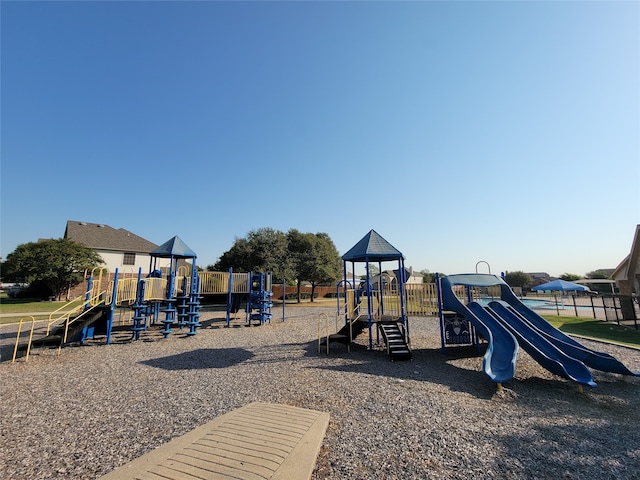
[477,297,558,309]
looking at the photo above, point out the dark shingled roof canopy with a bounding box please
[341,229,404,262]
[150,236,197,259]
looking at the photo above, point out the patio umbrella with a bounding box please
[532,279,591,292]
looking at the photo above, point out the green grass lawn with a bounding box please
[0,295,84,324]
[542,315,640,348]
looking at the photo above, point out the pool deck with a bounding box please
[99,402,330,480]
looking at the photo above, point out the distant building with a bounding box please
[64,220,168,274]
[527,272,552,287]
[369,267,423,291]
[612,224,640,295]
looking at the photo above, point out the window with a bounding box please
[123,252,136,265]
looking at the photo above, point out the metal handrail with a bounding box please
[12,316,36,363]
[46,296,85,335]
[57,300,104,355]
[40,292,106,356]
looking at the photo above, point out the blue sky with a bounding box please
[1,1,638,277]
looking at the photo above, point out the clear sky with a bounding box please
[1,1,638,278]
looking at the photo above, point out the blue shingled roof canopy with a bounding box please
[341,229,405,262]
[149,236,198,298]
[341,230,408,350]
[150,236,197,259]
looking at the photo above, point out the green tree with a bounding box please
[504,271,532,288]
[420,269,436,283]
[300,232,341,302]
[2,238,104,300]
[367,264,380,278]
[585,269,611,279]
[213,228,341,302]
[286,229,311,302]
[212,228,292,281]
[559,273,581,281]
[286,230,341,302]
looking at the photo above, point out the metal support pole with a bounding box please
[106,268,119,345]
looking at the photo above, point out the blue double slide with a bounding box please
[439,274,638,387]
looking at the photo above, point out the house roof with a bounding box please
[342,229,404,262]
[150,236,197,259]
[64,220,158,253]
[613,224,640,281]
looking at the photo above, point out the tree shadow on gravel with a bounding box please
[140,348,254,370]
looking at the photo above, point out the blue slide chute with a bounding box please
[439,273,637,386]
[490,294,639,377]
[480,302,597,387]
[440,275,518,384]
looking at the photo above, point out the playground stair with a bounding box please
[378,321,411,361]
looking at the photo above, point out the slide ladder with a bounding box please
[378,321,411,361]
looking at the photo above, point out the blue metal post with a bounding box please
[378,261,385,317]
[342,261,348,322]
[246,271,252,325]
[132,280,146,340]
[398,258,409,344]
[365,259,373,351]
[106,268,119,345]
[160,260,176,339]
[282,276,285,322]
[84,275,93,312]
[226,267,233,327]
[435,273,446,354]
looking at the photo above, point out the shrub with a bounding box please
[284,292,318,300]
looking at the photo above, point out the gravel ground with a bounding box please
[1,306,640,479]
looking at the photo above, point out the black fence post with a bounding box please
[619,295,637,323]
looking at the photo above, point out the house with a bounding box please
[369,267,423,291]
[64,220,167,274]
[612,224,640,296]
[527,272,552,287]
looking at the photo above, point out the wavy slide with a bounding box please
[439,273,637,387]
[491,294,639,377]
[440,276,518,384]
[479,302,597,387]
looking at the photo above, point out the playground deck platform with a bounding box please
[99,402,329,480]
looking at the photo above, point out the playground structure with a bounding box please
[319,230,413,361]
[11,236,203,362]
[11,224,636,394]
[245,272,273,326]
[10,265,280,361]
[436,272,639,390]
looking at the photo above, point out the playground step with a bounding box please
[99,402,329,480]
[378,322,411,361]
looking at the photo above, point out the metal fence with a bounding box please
[520,293,639,329]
